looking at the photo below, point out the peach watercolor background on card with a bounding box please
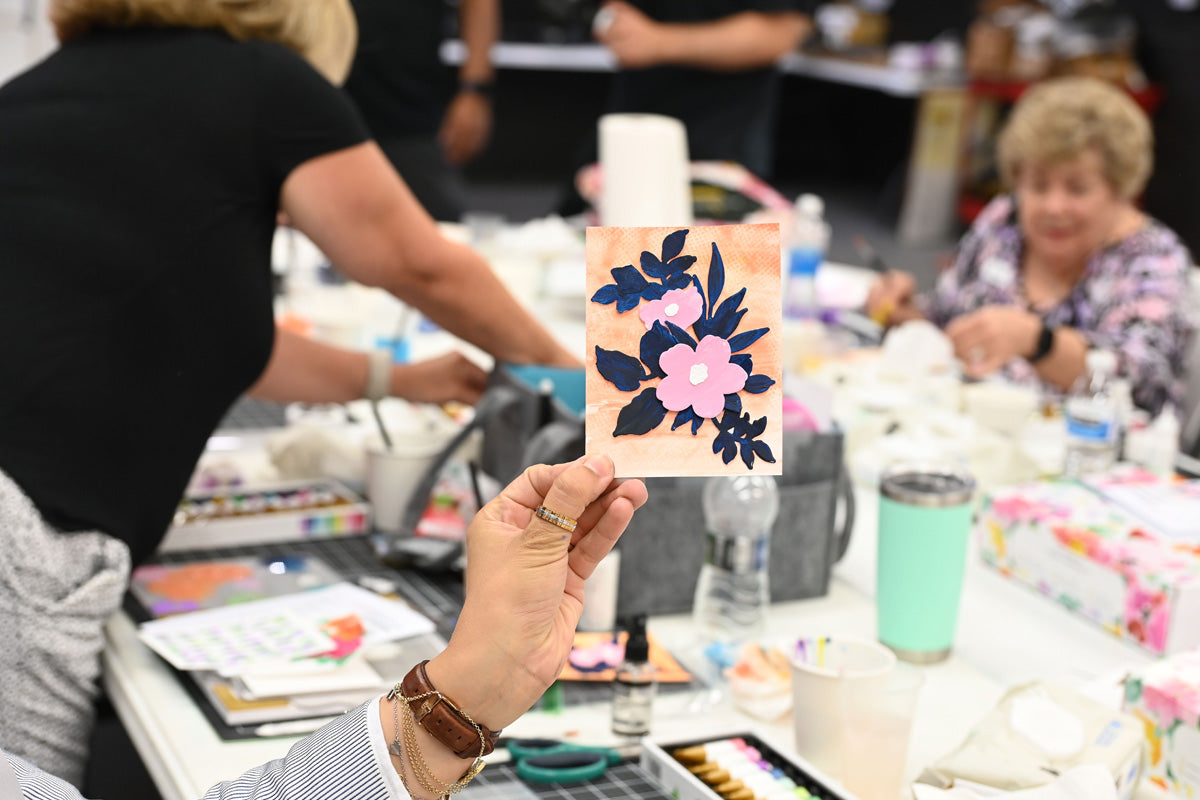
[585,223,782,479]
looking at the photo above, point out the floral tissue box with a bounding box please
[977,478,1200,655]
[1123,649,1200,796]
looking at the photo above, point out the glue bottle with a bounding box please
[611,614,656,738]
[692,476,779,645]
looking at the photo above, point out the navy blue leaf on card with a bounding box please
[712,432,731,455]
[591,285,620,305]
[661,229,688,262]
[664,322,696,349]
[750,415,768,437]
[721,439,737,464]
[727,326,769,353]
[640,283,667,302]
[744,374,775,394]
[724,393,742,413]
[613,388,668,437]
[616,294,642,313]
[595,346,646,391]
[707,288,747,339]
[707,242,725,311]
[752,440,776,463]
[740,440,756,470]
[641,250,669,279]
[612,264,648,292]
[691,273,707,315]
[665,272,693,291]
[665,254,697,275]
[731,353,753,374]
[691,414,704,434]
[640,322,677,378]
[672,408,697,432]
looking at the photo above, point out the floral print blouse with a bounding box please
[922,195,1195,415]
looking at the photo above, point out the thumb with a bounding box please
[525,455,615,545]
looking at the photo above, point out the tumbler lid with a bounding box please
[879,463,975,507]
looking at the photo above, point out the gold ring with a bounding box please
[535,505,578,533]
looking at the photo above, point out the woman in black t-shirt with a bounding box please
[0,0,581,788]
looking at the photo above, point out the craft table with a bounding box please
[101,484,1164,800]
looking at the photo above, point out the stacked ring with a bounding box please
[535,505,578,533]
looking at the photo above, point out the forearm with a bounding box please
[458,0,498,84]
[656,12,809,70]
[1029,326,1088,391]
[383,239,578,367]
[248,328,369,403]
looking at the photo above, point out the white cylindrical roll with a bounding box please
[599,113,692,227]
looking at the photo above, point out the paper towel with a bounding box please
[598,113,693,227]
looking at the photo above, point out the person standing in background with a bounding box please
[556,0,812,215]
[343,0,498,222]
[1113,0,1200,258]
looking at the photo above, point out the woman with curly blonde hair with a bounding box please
[867,76,1193,415]
[0,0,578,789]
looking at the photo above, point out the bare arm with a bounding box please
[596,1,810,71]
[440,0,498,164]
[458,0,498,85]
[247,327,489,405]
[279,142,578,367]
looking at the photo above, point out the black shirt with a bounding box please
[0,28,369,563]
[611,0,810,177]
[343,0,454,140]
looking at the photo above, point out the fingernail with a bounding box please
[583,454,612,476]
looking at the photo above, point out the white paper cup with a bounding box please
[789,634,896,779]
[365,430,456,534]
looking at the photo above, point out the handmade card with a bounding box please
[586,224,782,477]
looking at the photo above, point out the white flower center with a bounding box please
[664,303,680,317]
[689,363,709,386]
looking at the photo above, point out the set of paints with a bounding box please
[160,478,372,552]
[642,732,852,800]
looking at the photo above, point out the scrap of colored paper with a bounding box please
[560,631,693,683]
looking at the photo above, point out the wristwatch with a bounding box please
[396,660,501,759]
[458,79,495,99]
[1030,319,1056,363]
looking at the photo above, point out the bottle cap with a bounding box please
[795,193,824,218]
[623,614,650,662]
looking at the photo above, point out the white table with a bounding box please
[101,485,1162,800]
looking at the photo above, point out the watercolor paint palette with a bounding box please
[159,478,371,553]
[642,732,853,800]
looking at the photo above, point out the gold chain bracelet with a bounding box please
[387,688,486,798]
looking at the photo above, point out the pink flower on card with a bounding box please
[639,287,703,331]
[657,335,747,419]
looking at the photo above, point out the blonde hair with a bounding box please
[997,76,1152,199]
[50,0,357,85]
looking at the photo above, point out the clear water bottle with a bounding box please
[784,193,830,319]
[692,475,780,644]
[1063,349,1120,476]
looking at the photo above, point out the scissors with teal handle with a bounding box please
[506,738,622,784]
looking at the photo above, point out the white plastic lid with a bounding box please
[794,193,824,219]
[1085,349,1117,374]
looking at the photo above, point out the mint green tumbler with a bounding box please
[877,463,975,663]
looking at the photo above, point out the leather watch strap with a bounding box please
[399,660,500,759]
